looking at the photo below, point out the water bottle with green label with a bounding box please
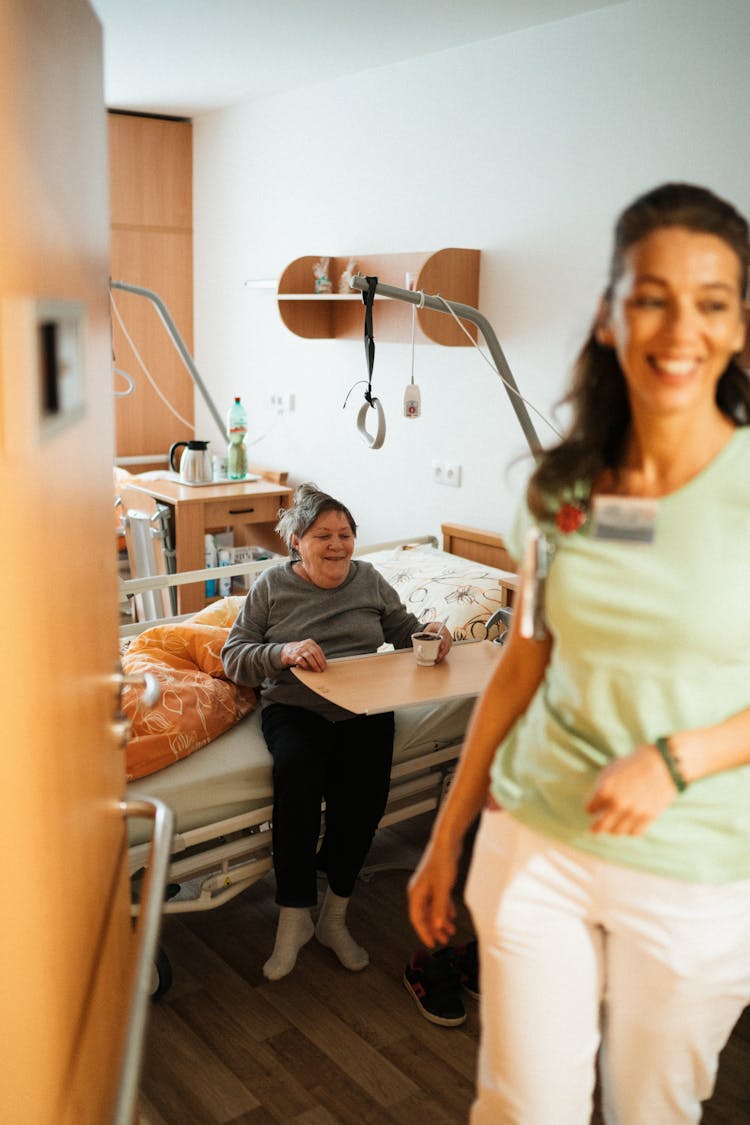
[227,396,248,480]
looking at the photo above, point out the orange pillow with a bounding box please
[122,619,256,782]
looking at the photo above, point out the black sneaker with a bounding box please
[403,947,466,1027]
[453,939,479,999]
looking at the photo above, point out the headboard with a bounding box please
[441,522,518,606]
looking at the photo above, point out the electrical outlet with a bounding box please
[444,462,462,488]
[270,391,295,414]
[431,460,462,487]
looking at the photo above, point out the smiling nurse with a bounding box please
[408,183,750,1124]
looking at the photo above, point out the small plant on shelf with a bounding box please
[313,257,332,294]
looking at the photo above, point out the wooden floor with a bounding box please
[137,813,750,1124]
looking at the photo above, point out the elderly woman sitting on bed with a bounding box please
[222,483,451,980]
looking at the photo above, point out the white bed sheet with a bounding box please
[126,696,475,847]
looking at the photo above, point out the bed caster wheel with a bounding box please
[149,946,172,1000]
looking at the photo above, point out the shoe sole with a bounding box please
[402,972,467,1027]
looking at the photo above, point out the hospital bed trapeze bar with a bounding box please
[110,279,228,444]
[111,276,541,456]
[350,274,542,456]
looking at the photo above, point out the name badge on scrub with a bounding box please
[591,495,659,543]
[518,527,551,640]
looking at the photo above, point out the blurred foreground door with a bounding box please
[0,1,136,1121]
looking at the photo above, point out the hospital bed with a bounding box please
[121,524,517,994]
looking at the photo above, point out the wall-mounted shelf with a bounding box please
[277,248,480,345]
[277,293,361,300]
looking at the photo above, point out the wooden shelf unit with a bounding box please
[277,248,480,345]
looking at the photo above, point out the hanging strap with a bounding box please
[362,275,378,404]
[357,276,385,449]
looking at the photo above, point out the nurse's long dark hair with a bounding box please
[527,183,750,521]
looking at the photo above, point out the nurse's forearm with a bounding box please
[669,707,750,782]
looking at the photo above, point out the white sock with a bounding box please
[262,906,314,981]
[315,888,369,971]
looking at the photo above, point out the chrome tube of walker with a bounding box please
[349,275,542,456]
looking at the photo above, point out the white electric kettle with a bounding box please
[169,439,213,484]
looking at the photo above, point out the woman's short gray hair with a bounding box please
[276,482,357,560]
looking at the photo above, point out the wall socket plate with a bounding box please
[270,391,294,413]
[431,460,462,487]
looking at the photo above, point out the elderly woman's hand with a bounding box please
[425,623,452,663]
[280,638,327,672]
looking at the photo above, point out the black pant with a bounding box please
[260,703,395,907]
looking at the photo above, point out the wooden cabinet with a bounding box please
[277,248,480,345]
[108,113,194,469]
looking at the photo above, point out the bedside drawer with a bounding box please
[204,493,280,527]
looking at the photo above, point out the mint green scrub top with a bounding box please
[489,427,750,884]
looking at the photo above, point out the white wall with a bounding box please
[192,0,750,546]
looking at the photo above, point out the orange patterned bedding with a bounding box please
[122,598,255,782]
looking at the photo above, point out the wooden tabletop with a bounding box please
[124,474,292,505]
[292,639,502,715]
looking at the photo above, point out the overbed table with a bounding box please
[292,639,502,714]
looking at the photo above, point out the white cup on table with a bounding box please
[213,454,228,481]
[411,631,441,666]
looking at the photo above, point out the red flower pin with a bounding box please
[555,502,587,534]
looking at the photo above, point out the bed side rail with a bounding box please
[120,535,439,635]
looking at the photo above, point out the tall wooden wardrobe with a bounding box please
[109,112,195,469]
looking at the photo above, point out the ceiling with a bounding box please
[90,0,625,118]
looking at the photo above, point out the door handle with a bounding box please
[111,669,161,708]
[111,669,161,749]
[111,714,132,749]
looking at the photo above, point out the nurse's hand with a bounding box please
[586,744,680,835]
[407,836,460,948]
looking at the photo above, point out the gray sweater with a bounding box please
[221,560,422,721]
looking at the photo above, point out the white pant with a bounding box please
[465,811,750,1125]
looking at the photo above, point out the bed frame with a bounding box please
[124,525,515,932]
[441,523,518,603]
